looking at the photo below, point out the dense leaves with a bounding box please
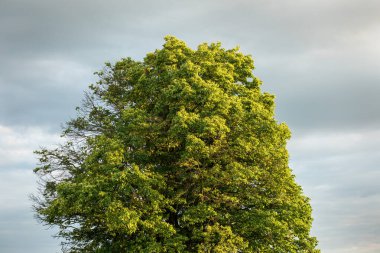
[34,36,319,252]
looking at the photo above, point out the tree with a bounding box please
[34,36,319,252]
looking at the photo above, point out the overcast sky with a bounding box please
[1,0,380,252]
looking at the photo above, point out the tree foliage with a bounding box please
[34,36,319,252]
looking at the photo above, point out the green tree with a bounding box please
[34,36,319,252]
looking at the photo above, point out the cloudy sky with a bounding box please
[1,0,380,252]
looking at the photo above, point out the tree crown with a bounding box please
[34,36,319,252]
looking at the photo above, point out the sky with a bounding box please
[1,0,380,252]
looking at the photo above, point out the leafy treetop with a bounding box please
[34,36,319,252]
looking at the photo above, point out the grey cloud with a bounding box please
[0,125,60,170]
[2,0,380,59]
[255,46,380,132]
[0,209,60,253]
[0,57,93,127]
[2,0,380,131]
[289,129,380,253]
[0,168,60,252]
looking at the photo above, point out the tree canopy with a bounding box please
[34,36,319,252]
